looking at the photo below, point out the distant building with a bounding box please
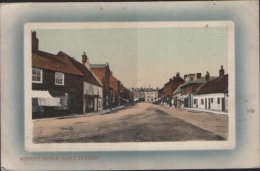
[161,73,185,106]
[131,88,158,103]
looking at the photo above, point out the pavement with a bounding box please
[33,102,228,143]
[33,105,127,122]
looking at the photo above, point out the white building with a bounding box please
[131,88,158,103]
[78,52,104,113]
[193,73,228,112]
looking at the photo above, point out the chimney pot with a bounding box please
[31,31,39,53]
[219,65,224,77]
[205,71,210,81]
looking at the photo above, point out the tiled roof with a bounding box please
[65,55,102,87]
[195,74,228,95]
[32,51,83,76]
[91,68,105,83]
[180,77,218,88]
[164,77,184,86]
[90,64,108,69]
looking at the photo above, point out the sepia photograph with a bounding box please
[24,22,235,151]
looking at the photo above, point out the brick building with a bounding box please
[161,73,185,106]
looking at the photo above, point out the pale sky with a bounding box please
[35,27,228,89]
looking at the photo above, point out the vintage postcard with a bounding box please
[1,2,259,170]
[24,21,235,151]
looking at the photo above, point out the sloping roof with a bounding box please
[90,64,108,69]
[172,84,182,95]
[65,54,102,87]
[91,68,105,83]
[32,50,83,76]
[195,74,228,95]
[180,77,218,88]
[164,76,184,86]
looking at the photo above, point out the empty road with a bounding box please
[33,103,228,143]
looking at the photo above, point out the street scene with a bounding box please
[33,103,227,143]
[31,23,230,143]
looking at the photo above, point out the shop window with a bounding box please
[32,68,42,83]
[55,72,64,85]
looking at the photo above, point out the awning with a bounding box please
[155,98,161,102]
[32,90,60,107]
[31,90,53,98]
[119,97,129,103]
[180,94,190,99]
[85,94,100,98]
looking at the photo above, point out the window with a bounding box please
[211,98,213,103]
[55,72,64,85]
[201,99,204,105]
[194,99,197,104]
[218,98,220,104]
[32,68,42,83]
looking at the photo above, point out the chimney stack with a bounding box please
[219,65,224,77]
[82,52,90,69]
[197,73,202,79]
[176,72,180,78]
[31,31,39,53]
[205,71,210,81]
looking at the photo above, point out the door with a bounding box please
[221,98,225,111]
[208,98,211,109]
[205,98,207,109]
[69,98,76,114]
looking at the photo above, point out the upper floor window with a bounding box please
[32,68,42,83]
[55,72,64,85]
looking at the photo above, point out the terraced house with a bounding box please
[193,66,228,112]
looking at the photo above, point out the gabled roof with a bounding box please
[164,76,184,86]
[180,77,218,88]
[32,51,83,76]
[195,74,228,95]
[64,53,102,87]
[90,64,108,69]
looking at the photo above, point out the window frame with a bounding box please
[55,72,65,86]
[32,68,43,83]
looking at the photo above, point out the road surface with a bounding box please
[33,103,228,143]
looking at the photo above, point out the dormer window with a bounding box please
[55,72,64,85]
[32,68,42,83]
